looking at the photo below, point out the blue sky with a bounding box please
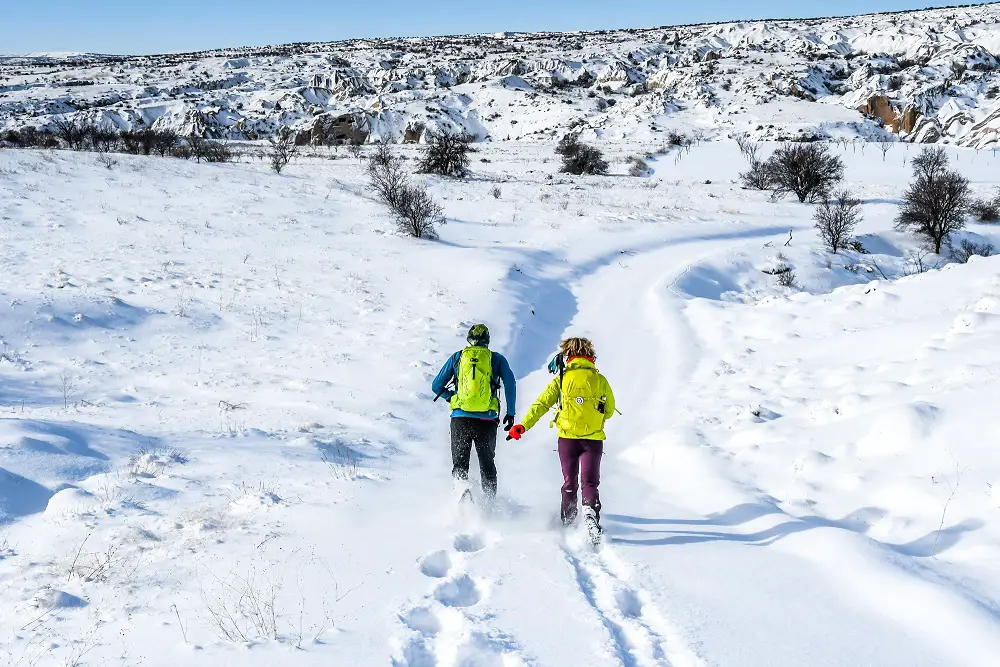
[2,0,975,55]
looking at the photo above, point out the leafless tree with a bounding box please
[418,129,472,177]
[393,183,444,239]
[51,116,89,150]
[89,126,120,153]
[814,190,863,254]
[739,160,774,190]
[366,142,408,210]
[268,130,297,174]
[765,142,845,203]
[895,147,972,254]
[877,138,893,162]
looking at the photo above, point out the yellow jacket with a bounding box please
[521,358,616,440]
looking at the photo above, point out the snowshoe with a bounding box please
[562,507,578,527]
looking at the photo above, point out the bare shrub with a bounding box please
[268,130,297,174]
[366,141,408,210]
[127,446,184,479]
[89,126,120,153]
[96,153,118,170]
[970,191,1000,222]
[198,139,234,163]
[367,142,443,238]
[895,147,972,254]
[418,129,472,177]
[951,239,996,263]
[777,269,798,289]
[152,129,179,157]
[201,565,279,642]
[765,142,844,203]
[739,160,774,190]
[735,133,761,163]
[68,533,139,583]
[490,185,502,199]
[394,183,444,239]
[51,116,90,150]
[628,156,650,177]
[814,190,863,253]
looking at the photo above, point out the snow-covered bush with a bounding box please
[765,142,845,203]
[418,129,472,178]
[895,147,972,254]
[814,190,863,254]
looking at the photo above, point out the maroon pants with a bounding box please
[558,438,603,523]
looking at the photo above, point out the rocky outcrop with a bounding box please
[295,111,370,146]
[857,95,920,135]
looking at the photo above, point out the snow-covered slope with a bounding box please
[2,4,1000,147]
[2,138,1000,665]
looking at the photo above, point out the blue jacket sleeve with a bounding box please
[432,352,460,401]
[495,353,517,417]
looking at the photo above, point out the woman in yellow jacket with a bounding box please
[508,337,615,537]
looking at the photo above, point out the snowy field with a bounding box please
[1,139,1000,666]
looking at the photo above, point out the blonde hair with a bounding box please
[560,337,596,361]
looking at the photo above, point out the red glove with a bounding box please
[506,425,525,441]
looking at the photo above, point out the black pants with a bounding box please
[451,417,498,499]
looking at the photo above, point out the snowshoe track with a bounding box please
[562,539,704,667]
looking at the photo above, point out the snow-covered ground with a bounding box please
[1,139,1000,666]
[3,3,1000,148]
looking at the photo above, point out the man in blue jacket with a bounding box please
[432,324,516,502]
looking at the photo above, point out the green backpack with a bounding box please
[450,346,499,413]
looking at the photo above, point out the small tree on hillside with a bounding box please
[152,129,179,157]
[89,126,120,153]
[814,190,863,254]
[418,129,472,177]
[51,116,89,150]
[367,141,408,209]
[556,133,608,175]
[766,142,844,203]
[894,147,972,254]
[394,184,444,239]
[268,129,297,174]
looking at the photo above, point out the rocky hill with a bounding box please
[2,3,999,147]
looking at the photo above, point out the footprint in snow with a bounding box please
[434,574,483,608]
[402,606,441,635]
[418,550,453,578]
[615,588,643,619]
[453,533,486,553]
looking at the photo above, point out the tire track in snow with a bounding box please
[562,537,704,667]
[392,514,532,667]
